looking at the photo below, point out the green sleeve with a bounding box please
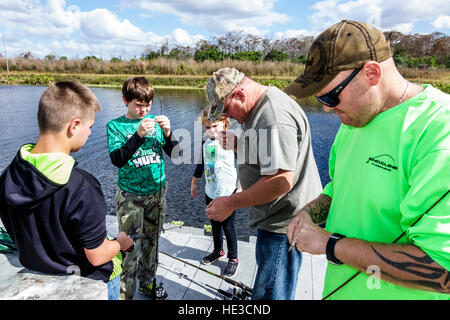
[404,115,450,270]
[322,134,337,199]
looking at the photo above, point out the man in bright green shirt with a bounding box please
[285,20,449,299]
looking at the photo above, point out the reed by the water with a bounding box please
[0,57,304,77]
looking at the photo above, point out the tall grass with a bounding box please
[0,57,448,93]
[0,57,304,77]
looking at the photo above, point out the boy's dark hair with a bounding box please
[38,81,100,133]
[122,77,154,104]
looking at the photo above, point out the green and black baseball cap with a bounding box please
[284,20,393,99]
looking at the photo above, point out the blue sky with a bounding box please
[1,0,449,59]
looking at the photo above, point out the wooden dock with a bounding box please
[1,216,327,300]
[127,222,328,300]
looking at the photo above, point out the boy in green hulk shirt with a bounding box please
[106,77,178,300]
[285,20,449,299]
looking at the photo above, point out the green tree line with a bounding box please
[141,30,449,68]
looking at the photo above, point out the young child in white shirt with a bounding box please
[191,109,240,279]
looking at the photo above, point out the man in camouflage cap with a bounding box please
[285,20,450,300]
[206,67,245,122]
[204,67,323,299]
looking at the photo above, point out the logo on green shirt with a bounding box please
[366,154,398,171]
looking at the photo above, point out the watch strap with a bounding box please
[326,233,346,265]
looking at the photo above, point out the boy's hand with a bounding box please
[137,118,156,138]
[155,115,171,137]
[191,178,197,198]
[116,232,133,252]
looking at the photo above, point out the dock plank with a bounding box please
[296,253,313,299]
[312,254,327,300]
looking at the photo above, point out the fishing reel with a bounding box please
[218,286,252,300]
[232,287,252,300]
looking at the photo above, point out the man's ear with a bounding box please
[362,61,382,86]
[122,96,128,106]
[67,118,81,138]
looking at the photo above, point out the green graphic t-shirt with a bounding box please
[106,114,166,195]
[322,85,450,300]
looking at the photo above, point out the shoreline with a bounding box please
[1,70,449,93]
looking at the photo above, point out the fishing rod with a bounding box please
[129,224,184,242]
[126,231,251,299]
[128,226,252,295]
[323,189,449,300]
[151,95,165,300]
[159,263,250,300]
[159,250,252,296]
[120,224,184,260]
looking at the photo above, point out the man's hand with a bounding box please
[206,196,235,222]
[287,210,330,255]
[155,115,171,137]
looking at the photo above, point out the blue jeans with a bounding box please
[107,275,121,300]
[252,229,302,300]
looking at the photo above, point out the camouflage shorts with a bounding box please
[115,185,166,300]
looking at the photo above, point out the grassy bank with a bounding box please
[0,71,295,90]
[0,68,449,93]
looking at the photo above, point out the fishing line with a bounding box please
[158,262,249,300]
[159,250,252,295]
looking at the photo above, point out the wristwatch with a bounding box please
[326,233,346,265]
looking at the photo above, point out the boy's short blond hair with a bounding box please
[199,108,231,129]
[122,77,154,104]
[38,81,100,133]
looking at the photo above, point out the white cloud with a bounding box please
[432,16,450,29]
[308,0,450,32]
[80,9,147,41]
[0,1,205,59]
[1,0,447,60]
[126,0,290,34]
[0,0,81,38]
[0,0,28,12]
[389,23,414,33]
[273,29,317,39]
[172,28,204,47]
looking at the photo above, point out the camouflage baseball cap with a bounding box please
[205,67,245,121]
[284,20,392,99]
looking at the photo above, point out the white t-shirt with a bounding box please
[203,138,237,199]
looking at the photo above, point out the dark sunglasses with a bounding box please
[316,67,362,107]
[223,90,237,115]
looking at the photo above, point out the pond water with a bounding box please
[0,85,340,241]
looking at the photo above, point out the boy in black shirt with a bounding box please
[0,81,133,300]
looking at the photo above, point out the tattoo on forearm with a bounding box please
[371,246,449,293]
[305,195,331,224]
